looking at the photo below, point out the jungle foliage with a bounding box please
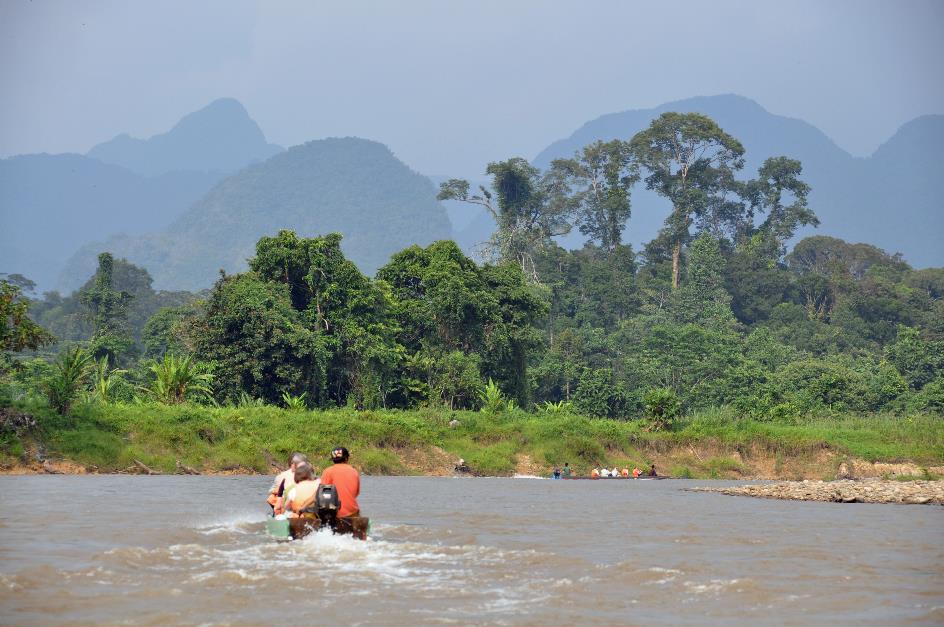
[2,113,942,428]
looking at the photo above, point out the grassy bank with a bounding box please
[1,400,942,479]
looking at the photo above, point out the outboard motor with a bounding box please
[316,484,341,530]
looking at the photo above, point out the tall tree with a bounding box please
[438,158,571,281]
[81,253,135,365]
[739,157,817,256]
[672,233,735,328]
[631,113,744,289]
[548,140,639,253]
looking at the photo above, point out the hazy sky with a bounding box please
[2,0,942,177]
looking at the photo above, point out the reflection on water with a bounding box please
[0,476,942,624]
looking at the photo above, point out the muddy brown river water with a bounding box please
[0,476,942,625]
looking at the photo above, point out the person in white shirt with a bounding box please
[267,452,307,514]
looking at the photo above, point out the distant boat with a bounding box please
[556,475,669,481]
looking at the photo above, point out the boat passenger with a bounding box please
[632,467,641,478]
[319,447,361,518]
[620,468,630,478]
[591,467,600,479]
[553,467,562,479]
[611,467,619,478]
[562,463,572,478]
[648,464,657,477]
[284,462,321,517]
[600,468,610,478]
[268,452,308,514]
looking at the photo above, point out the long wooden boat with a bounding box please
[555,475,669,480]
[266,514,369,540]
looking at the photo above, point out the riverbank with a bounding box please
[689,479,944,505]
[1,402,942,480]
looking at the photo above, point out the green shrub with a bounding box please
[574,368,627,418]
[478,379,509,414]
[911,378,944,414]
[281,391,308,410]
[147,354,214,405]
[643,387,682,430]
[539,400,574,415]
[43,347,95,414]
[773,357,869,413]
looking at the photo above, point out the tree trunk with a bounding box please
[671,240,681,289]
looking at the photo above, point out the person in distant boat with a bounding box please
[562,463,572,478]
[319,447,361,518]
[553,467,562,479]
[454,458,471,473]
[601,468,611,478]
[611,467,619,478]
[632,466,641,478]
[620,468,630,478]
[591,467,601,479]
[268,452,308,514]
[648,464,657,477]
[284,462,320,517]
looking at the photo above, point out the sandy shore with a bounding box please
[689,478,944,505]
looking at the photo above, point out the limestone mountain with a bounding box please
[60,138,453,291]
[2,98,284,291]
[0,154,222,290]
[87,98,282,176]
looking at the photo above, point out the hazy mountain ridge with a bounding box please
[0,153,224,290]
[88,98,283,176]
[1,99,286,292]
[524,95,942,268]
[4,95,940,296]
[60,137,453,291]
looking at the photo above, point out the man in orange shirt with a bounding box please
[318,447,361,518]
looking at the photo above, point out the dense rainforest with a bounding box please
[2,112,942,455]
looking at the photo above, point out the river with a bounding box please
[0,476,941,625]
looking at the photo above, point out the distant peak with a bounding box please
[870,113,944,160]
[206,97,247,110]
[87,97,281,176]
[893,113,944,132]
[186,97,250,119]
[665,93,764,108]
[169,98,256,132]
[599,94,767,119]
[649,94,771,120]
